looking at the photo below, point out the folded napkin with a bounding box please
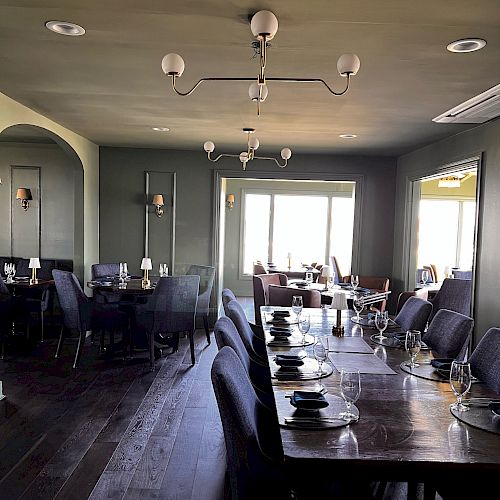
[430,358,454,371]
[270,328,292,337]
[272,311,290,317]
[290,391,329,410]
[275,355,304,367]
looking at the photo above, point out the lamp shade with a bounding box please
[250,10,279,40]
[28,257,41,269]
[248,136,260,150]
[331,292,348,310]
[321,265,333,277]
[140,258,153,270]
[281,148,292,160]
[249,82,268,102]
[204,141,215,153]
[227,194,235,204]
[16,188,32,200]
[161,53,185,76]
[152,194,164,206]
[239,152,249,163]
[337,53,361,76]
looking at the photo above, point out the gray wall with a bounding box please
[393,118,500,345]
[99,147,397,287]
[0,142,81,270]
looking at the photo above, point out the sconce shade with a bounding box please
[204,141,215,153]
[281,148,292,160]
[29,257,41,269]
[331,292,348,310]
[249,82,268,102]
[152,194,164,206]
[248,137,260,150]
[16,188,32,200]
[226,194,235,204]
[250,10,279,40]
[337,53,361,76]
[141,258,153,270]
[239,152,249,163]
[161,53,185,76]
[321,265,333,277]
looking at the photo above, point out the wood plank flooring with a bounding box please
[0,325,226,500]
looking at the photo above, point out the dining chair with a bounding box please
[342,275,390,311]
[214,317,275,409]
[253,262,267,275]
[222,288,237,316]
[451,269,473,280]
[134,275,199,368]
[469,327,500,393]
[91,263,120,279]
[267,285,321,308]
[423,309,473,359]
[428,278,472,321]
[394,296,433,333]
[396,288,429,314]
[252,273,288,325]
[211,346,290,500]
[225,299,268,362]
[424,265,436,283]
[186,264,215,345]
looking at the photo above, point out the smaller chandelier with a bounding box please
[203,128,292,171]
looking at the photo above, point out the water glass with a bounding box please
[159,263,169,277]
[340,369,361,421]
[374,310,389,340]
[351,274,359,290]
[313,338,327,375]
[353,293,364,322]
[421,269,429,285]
[404,330,421,368]
[298,313,310,345]
[449,361,472,412]
[119,262,127,288]
[305,271,313,285]
[292,295,303,322]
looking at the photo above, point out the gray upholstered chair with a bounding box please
[135,275,199,368]
[252,273,288,325]
[91,263,120,279]
[423,309,473,359]
[394,297,433,333]
[226,299,267,362]
[452,270,473,280]
[211,346,288,500]
[469,327,500,393]
[268,285,321,308]
[428,278,472,321]
[222,288,236,316]
[186,264,215,345]
[214,317,275,409]
[396,288,429,314]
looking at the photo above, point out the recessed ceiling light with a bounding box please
[339,134,357,139]
[447,38,486,53]
[152,127,170,132]
[45,20,86,36]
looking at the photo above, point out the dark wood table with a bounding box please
[5,278,54,290]
[87,278,157,297]
[262,307,500,484]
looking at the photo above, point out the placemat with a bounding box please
[370,334,430,350]
[271,357,333,381]
[451,404,500,435]
[322,336,374,354]
[330,353,396,375]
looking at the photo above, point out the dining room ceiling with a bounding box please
[0,0,499,156]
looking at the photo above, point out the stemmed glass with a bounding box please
[159,263,168,277]
[313,337,327,376]
[291,295,303,323]
[119,262,128,288]
[404,330,421,368]
[5,263,16,283]
[340,369,361,421]
[374,310,389,340]
[421,269,429,286]
[449,361,472,412]
[305,271,313,286]
[351,274,359,291]
[353,293,364,323]
[298,313,310,345]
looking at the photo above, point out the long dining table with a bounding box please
[261,306,500,487]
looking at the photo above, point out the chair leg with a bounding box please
[55,326,65,358]
[149,332,155,371]
[189,330,196,365]
[41,309,44,343]
[203,315,210,344]
[73,330,86,368]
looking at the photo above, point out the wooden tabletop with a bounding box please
[262,307,500,482]
[5,279,54,288]
[87,278,157,295]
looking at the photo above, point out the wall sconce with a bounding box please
[29,257,41,284]
[152,194,164,217]
[226,194,235,210]
[16,188,33,211]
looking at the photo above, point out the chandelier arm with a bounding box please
[265,74,351,96]
[207,152,241,163]
[253,155,288,168]
[171,75,257,96]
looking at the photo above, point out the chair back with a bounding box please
[253,262,267,275]
[226,299,268,361]
[211,347,285,500]
[146,276,199,334]
[330,256,343,284]
[394,297,433,333]
[186,264,215,315]
[222,288,237,316]
[91,263,120,279]
[396,288,429,314]
[429,278,472,321]
[469,328,500,393]
[268,285,321,308]
[424,309,473,359]
[424,265,437,283]
[252,273,288,325]
[0,275,9,296]
[452,269,472,280]
[52,270,91,331]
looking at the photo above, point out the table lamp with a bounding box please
[331,291,348,336]
[321,265,334,290]
[29,257,41,284]
[141,257,152,288]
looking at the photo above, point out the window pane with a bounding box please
[417,200,459,275]
[459,201,476,269]
[272,195,328,268]
[242,193,271,274]
[330,196,355,277]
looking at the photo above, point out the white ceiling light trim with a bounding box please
[45,20,85,36]
[161,10,360,116]
[152,127,170,132]
[339,134,357,139]
[447,38,486,53]
[203,128,292,171]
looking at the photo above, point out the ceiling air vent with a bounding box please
[433,83,500,124]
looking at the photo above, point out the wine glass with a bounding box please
[353,293,364,323]
[123,262,128,277]
[118,262,127,288]
[404,330,421,368]
[305,271,313,286]
[291,295,303,323]
[340,369,361,421]
[313,338,328,376]
[298,313,310,345]
[351,274,359,291]
[421,269,429,285]
[374,311,389,340]
[449,361,472,412]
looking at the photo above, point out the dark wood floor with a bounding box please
[0,325,226,500]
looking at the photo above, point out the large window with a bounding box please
[241,188,356,277]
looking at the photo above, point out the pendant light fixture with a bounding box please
[203,128,292,170]
[161,10,360,116]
